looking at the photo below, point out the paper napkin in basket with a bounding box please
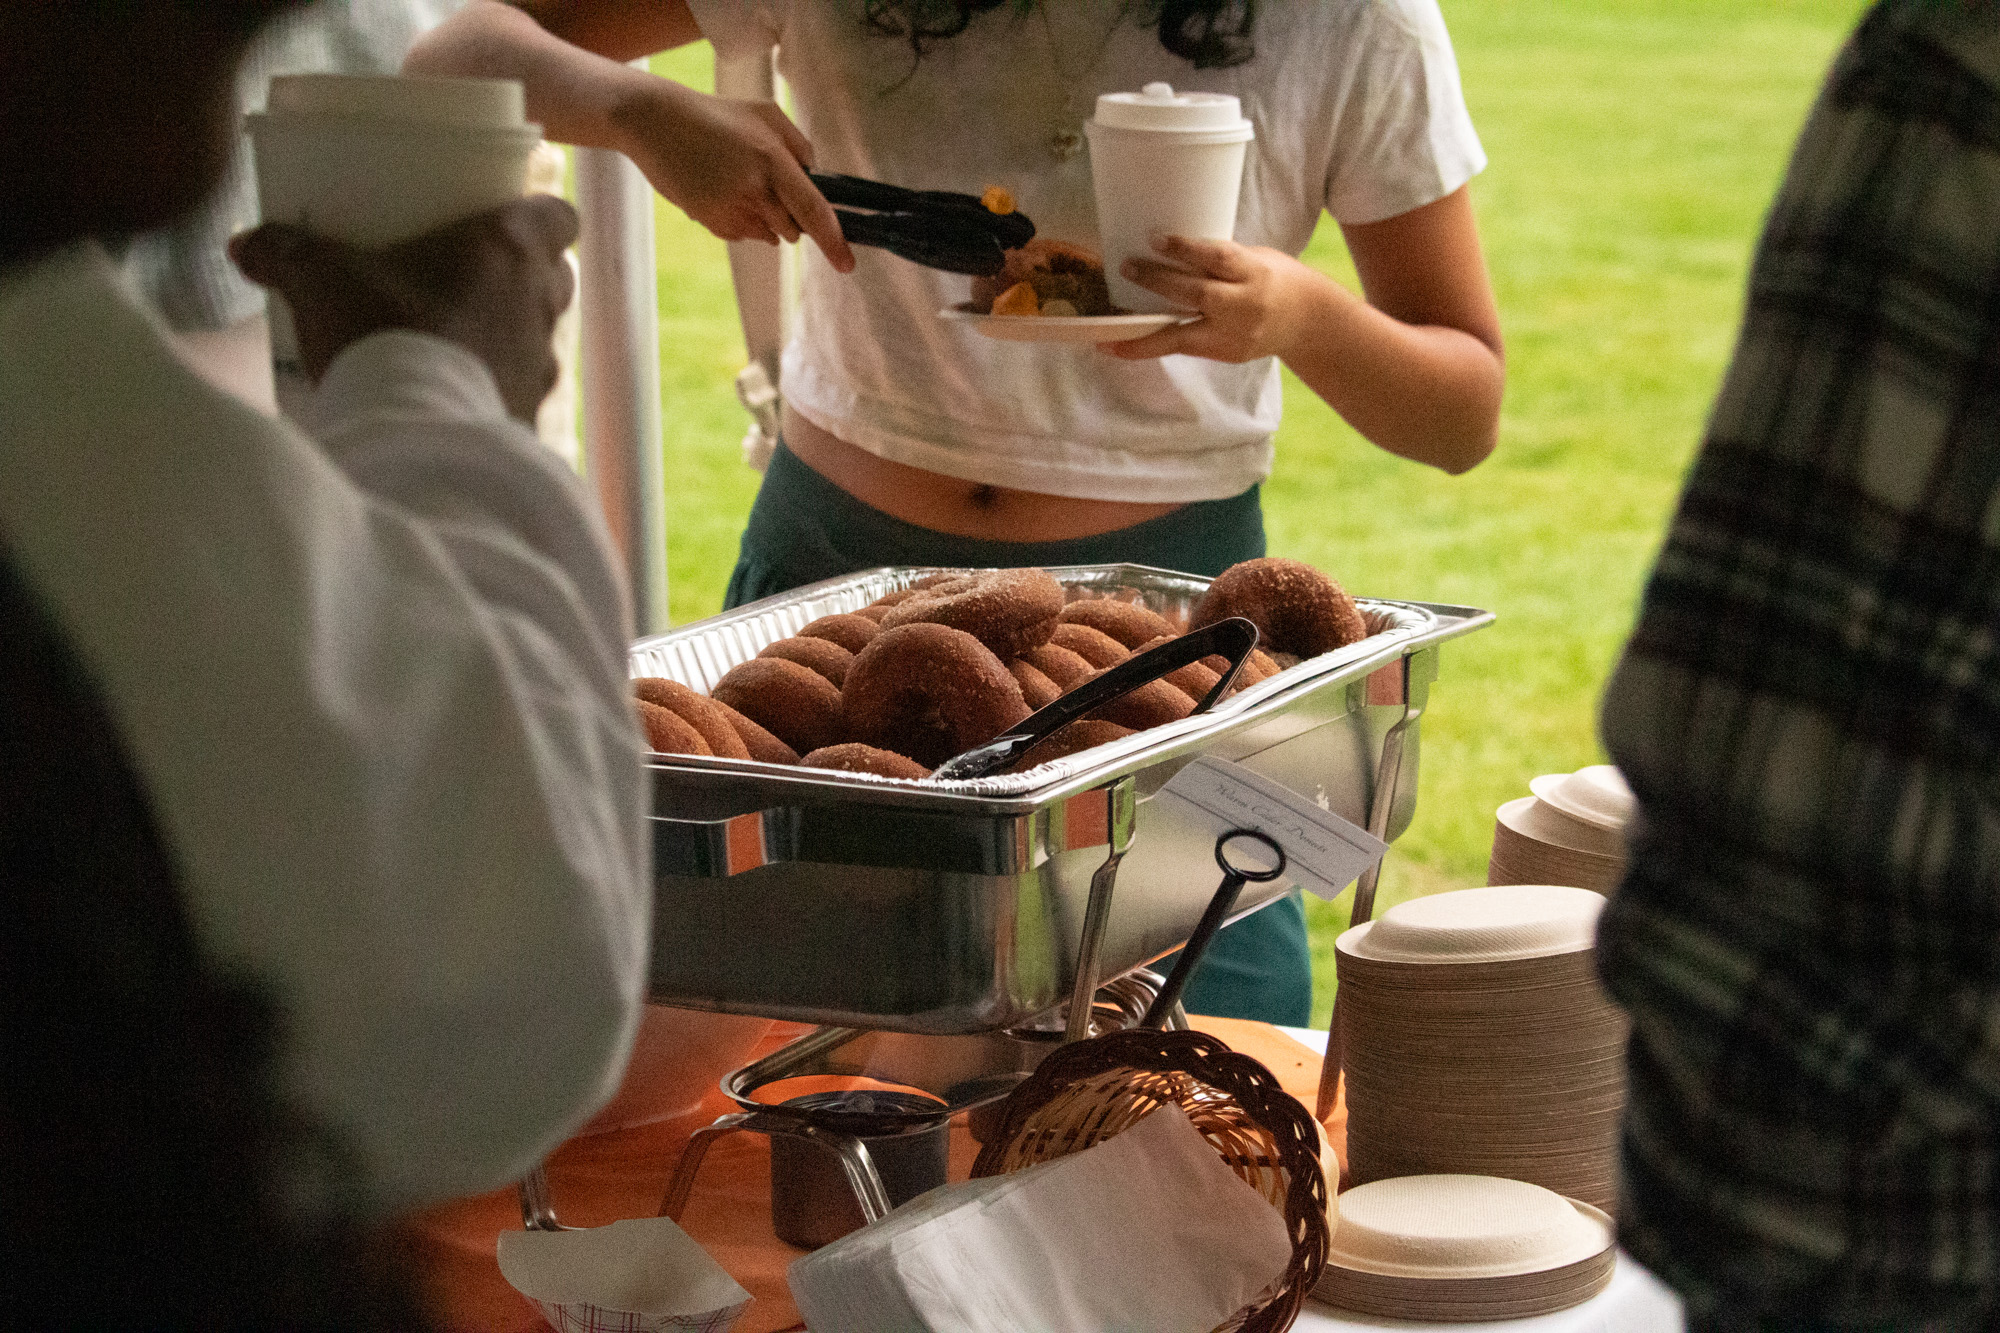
[497,1216,750,1333]
[789,1105,1292,1333]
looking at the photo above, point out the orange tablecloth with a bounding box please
[398,1016,1346,1333]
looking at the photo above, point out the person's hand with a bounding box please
[1097,234,1319,364]
[231,195,579,423]
[614,80,855,273]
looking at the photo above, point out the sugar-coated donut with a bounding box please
[758,635,854,688]
[1050,622,1128,670]
[1008,658,1061,711]
[1190,557,1367,660]
[855,603,894,623]
[713,656,846,755]
[800,743,932,780]
[637,700,712,757]
[797,613,881,654]
[1083,672,1196,732]
[1019,642,1094,688]
[710,698,800,765]
[1006,719,1135,773]
[1058,598,1177,649]
[843,623,1031,768]
[881,567,1065,660]
[1130,637,1222,704]
[632,677,751,759]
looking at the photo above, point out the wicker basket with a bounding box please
[970,1029,1331,1333]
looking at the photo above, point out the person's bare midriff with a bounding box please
[782,405,1184,543]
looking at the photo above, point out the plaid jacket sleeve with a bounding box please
[1596,3,2000,1326]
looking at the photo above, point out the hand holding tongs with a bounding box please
[808,171,1036,277]
[935,617,1262,781]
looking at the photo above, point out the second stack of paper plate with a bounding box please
[1487,764,1632,892]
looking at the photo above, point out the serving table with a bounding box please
[400,1019,1682,1333]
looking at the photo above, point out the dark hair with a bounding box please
[863,0,1256,70]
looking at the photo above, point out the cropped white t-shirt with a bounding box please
[688,0,1486,503]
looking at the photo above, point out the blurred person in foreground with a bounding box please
[0,0,650,1296]
[1599,2,2000,1328]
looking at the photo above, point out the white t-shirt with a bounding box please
[689,0,1485,503]
[0,244,649,1211]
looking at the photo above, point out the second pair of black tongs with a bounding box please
[809,171,1036,277]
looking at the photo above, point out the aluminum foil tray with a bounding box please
[632,564,1491,1034]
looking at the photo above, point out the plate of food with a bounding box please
[940,237,1194,343]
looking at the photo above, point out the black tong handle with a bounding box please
[933,617,1261,781]
[833,210,1006,277]
[809,170,1035,276]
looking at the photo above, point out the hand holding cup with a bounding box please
[1100,233,1318,364]
[231,195,579,423]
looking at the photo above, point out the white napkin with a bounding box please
[497,1216,750,1331]
[790,1106,1293,1333]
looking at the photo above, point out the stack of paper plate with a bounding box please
[1337,885,1628,1212]
[1486,765,1631,892]
[1314,1174,1616,1319]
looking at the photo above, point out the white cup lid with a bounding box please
[266,74,526,130]
[1337,884,1603,964]
[1328,1175,1613,1279]
[1527,764,1634,831]
[1092,82,1252,133]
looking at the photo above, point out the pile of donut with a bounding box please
[630,556,1368,780]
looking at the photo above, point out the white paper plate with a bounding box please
[938,306,1193,343]
[1327,1175,1613,1280]
[1338,884,1604,964]
[1528,764,1634,831]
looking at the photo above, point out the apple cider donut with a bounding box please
[1006,719,1135,773]
[797,613,881,654]
[1020,642,1095,689]
[1131,637,1222,704]
[632,677,751,759]
[713,657,845,755]
[710,698,800,765]
[1058,598,1177,649]
[800,743,932,780]
[1008,658,1061,711]
[758,635,854,688]
[636,700,711,757]
[1050,622,1129,670]
[880,567,1065,660]
[843,623,1030,769]
[1190,557,1367,660]
[1083,672,1197,732]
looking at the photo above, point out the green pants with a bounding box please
[725,442,1313,1026]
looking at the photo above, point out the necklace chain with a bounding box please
[1035,0,1133,161]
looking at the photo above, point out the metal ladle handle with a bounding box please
[1141,829,1288,1029]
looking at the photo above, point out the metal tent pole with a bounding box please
[576,138,669,635]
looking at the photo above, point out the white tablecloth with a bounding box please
[1276,1028,1686,1333]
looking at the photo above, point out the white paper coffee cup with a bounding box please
[1085,83,1253,315]
[246,75,542,411]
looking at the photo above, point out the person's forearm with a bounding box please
[403,0,662,156]
[1277,270,1503,476]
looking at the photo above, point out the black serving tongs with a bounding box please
[809,171,1036,277]
[934,617,1262,781]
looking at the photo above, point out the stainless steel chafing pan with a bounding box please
[630,564,1492,1034]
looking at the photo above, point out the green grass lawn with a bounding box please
[643,1,1868,1026]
